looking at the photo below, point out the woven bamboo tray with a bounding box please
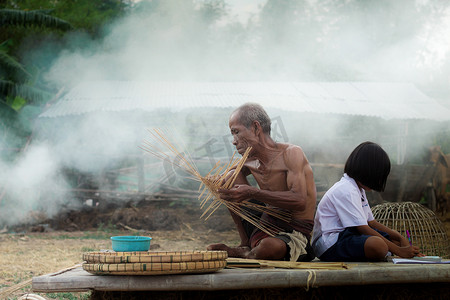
[83,250,227,264]
[82,260,227,275]
[82,250,228,275]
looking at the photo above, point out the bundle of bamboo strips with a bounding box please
[226,257,348,270]
[140,128,291,236]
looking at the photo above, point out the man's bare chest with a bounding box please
[248,165,288,190]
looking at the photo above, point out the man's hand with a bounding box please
[218,185,257,203]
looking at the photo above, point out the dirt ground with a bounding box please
[1,200,449,299]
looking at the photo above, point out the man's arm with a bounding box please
[218,146,308,212]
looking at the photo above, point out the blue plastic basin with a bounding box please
[110,236,152,252]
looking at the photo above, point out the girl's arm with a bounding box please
[368,220,410,247]
[356,222,421,258]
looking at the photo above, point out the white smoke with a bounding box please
[1,0,450,227]
[0,144,69,226]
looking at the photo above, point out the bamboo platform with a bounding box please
[32,260,450,293]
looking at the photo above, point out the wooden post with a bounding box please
[427,182,437,212]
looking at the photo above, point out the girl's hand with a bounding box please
[396,245,422,258]
[399,237,411,247]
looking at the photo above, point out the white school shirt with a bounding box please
[312,173,374,257]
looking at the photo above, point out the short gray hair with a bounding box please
[233,103,271,134]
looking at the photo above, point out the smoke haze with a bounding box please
[1,0,450,227]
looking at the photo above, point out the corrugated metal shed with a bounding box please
[39,81,450,121]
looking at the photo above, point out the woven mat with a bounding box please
[83,250,228,264]
[82,260,226,275]
[226,258,349,270]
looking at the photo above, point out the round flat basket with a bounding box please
[82,259,227,275]
[83,250,228,264]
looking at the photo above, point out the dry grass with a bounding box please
[0,233,103,283]
[0,232,102,299]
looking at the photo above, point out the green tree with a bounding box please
[0,8,72,29]
[0,8,73,156]
[2,0,131,36]
[0,1,131,157]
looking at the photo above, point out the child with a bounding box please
[312,141,422,261]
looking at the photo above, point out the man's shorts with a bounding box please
[319,227,390,262]
[240,201,315,262]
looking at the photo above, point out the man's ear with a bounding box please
[252,120,262,135]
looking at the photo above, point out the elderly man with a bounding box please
[207,103,317,261]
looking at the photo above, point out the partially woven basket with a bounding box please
[82,250,228,275]
[372,202,450,258]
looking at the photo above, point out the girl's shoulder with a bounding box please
[326,176,361,200]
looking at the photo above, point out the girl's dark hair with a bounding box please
[344,141,391,192]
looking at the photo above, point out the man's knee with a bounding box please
[364,236,388,260]
[252,238,286,260]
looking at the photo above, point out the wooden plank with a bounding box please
[32,262,450,293]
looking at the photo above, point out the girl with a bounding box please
[312,141,422,261]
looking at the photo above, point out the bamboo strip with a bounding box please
[0,264,81,299]
[226,258,348,270]
[0,279,32,299]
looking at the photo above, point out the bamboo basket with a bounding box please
[83,250,227,264]
[83,260,226,275]
[82,250,228,275]
[372,202,450,258]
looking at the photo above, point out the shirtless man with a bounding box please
[207,103,317,261]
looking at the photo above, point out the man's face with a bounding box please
[229,112,258,155]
